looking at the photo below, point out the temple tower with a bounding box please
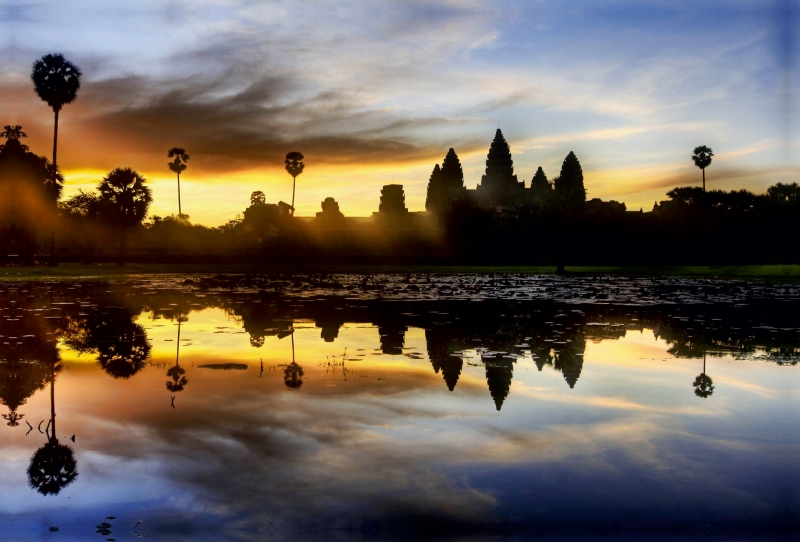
[476,129,523,207]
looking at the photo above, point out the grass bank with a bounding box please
[2,263,800,282]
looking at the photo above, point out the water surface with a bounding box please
[0,276,798,540]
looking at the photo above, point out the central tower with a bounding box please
[476,129,523,207]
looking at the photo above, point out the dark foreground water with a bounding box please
[0,274,798,541]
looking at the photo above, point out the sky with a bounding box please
[1,0,798,225]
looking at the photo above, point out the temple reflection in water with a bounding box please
[0,278,798,539]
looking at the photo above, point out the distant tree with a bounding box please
[60,189,100,218]
[667,186,706,207]
[691,145,713,192]
[284,151,305,211]
[167,148,189,217]
[32,53,81,265]
[0,125,62,263]
[553,151,586,209]
[250,190,266,205]
[767,182,800,204]
[96,168,153,266]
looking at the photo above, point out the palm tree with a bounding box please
[97,168,152,266]
[167,148,189,217]
[691,145,713,192]
[693,352,715,398]
[284,151,305,212]
[31,54,82,266]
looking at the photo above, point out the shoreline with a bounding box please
[2,263,800,283]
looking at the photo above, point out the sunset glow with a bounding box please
[3,0,796,224]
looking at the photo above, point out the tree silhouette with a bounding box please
[31,54,81,170]
[27,360,77,496]
[251,190,266,205]
[284,362,304,389]
[693,353,715,398]
[97,168,153,265]
[63,309,152,379]
[31,53,81,266]
[767,182,800,204]
[284,332,303,389]
[167,148,189,217]
[692,145,713,192]
[0,125,63,263]
[284,151,305,211]
[0,360,51,426]
[95,319,151,379]
[166,315,188,393]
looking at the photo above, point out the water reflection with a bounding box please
[27,360,77,496]
[0,280,797,538]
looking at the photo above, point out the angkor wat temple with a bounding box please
[425,128,589,215]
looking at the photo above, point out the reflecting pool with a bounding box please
[0,275,798,541]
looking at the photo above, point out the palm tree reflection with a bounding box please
[63,308,151,379]
[283,332,304,389]
[693,352,715,398]
[27,360,77,496]
[166,314,189,394]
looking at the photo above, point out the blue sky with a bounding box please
[1,0,797,223]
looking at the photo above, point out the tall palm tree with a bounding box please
[167,148,189,217]
[31,54,81,175]
[284,151,305,212]
[32,54,81,266]
[691,145,713,192]
[96,168,153,266]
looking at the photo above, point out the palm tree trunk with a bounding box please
[52,109,59,170]
[176,318,181,366]
[291,331,295,364]
[177,172,182,217]
[702,168,706,192]
[50,109,60,267]
[291,175,296,213]
[50,368,56,441]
